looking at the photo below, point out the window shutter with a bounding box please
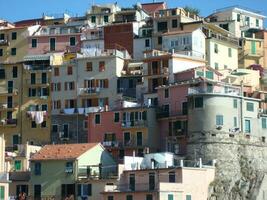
[104,79,109,88]
[65,82,67,90]
[96,80,99,87]
[92,80,95,87]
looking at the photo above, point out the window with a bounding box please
[78,184,92,197]
[234,117,238,127]
[169,171,175,182]
[149,172,155,190]
[65,162,73,173]
[99,61,105,72]
[136,132,143,146]
[158,36,162,45]
[256,19,259,27]
[83,120,88,130]
[0,186,5,200]
[126,195,133,200]
[95,114,100,124]
[246,102,254,112]
[0,49,3,56]
[145,39,150,47]
[194,97,203,108]
[0,33,4,40]
[142,111,147,120]
[11,32,17,40]
[32,38,37,48]
[205,71,214,79]
[164,89,169,98]
[108,196,114,200]
[15,160,21,171]
[104,15,109,23]
[157,21,168,32]
[216,115,224,126]
[67,66,73,75]
[41,121,46,128]
[214,43,218,53]
[86,62,93,71]
[50,38,56,51]
[12,66,18,78]
[11,48,16,56]
[186,195,192,200]
[114,112,120,122]
[63,124,69,138]
[69,37,76,46]
[214,62,219,70]
[52,124,58,132]
[233,99,238,108]
[119,149,124,159]
[224,65,228,69]
[54,67,59,76]
[168,194,174,200]
[146,194,153,200]
[237,14,240,22]
[172,19,178,28]
[124,132,130,146]
[262,118,267,129]
[228,48,232,57]
[31,121,37,128]
[91,16,96,23]
[34,162,41,175]
[245,16,250,26]
[245,119,251,133]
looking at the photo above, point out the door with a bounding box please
[31,73,36,84]
[16,185,28,197]
[7,81,13,93]
[124,132,130,146]
[7,96,12,108]
[34,185,41,200]
[251,41,256,55]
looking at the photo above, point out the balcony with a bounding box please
[0,172,9,182]
[241,49,264,58]
[26,78,50,86]
[208,32,239,46]
[0,88,18,96]
[78,87,100,96]
[23,64,51,71]
[9,171,30,181]
[105,183,157,193]
[121,120,147,128]
[172,50,205,60]
[0,118,17,127]
[102,141,121,148]
[0,103,18,111]
[77,165,117,180]
[0,39,9,46]
[81,32,103,41]
[188,85,241,96]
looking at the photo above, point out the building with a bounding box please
[0,134,9,200]
[206,6,266,38]
[141,2,167,16]
[5,143,41,199]
[29,143,117,199]
[87,105,160,161]
[103,152,216,200]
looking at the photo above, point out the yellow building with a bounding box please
[239,31,264,68]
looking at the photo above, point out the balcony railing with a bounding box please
[242,49,264,57]
[208,32,239,46]
[172,50,205,60]
[0,103,18,110]
[26,78,50,85]
[0,172,9,182]
[77,165,118,180]
[188,86,241,96]
[121,120,147,128]
[0,118,17,126]
[102,141,120,147]
[0,88,18,95]
[0,39,9,46]
[105,183,157,192]
[23,64,51,71]
[78,87,100,96]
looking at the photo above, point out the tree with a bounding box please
[184,6,200,16]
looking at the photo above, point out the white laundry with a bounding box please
[35,111,44,124]
[64,108,75,114]
[78,108,85,114]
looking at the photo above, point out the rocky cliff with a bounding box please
[186,131,267,200]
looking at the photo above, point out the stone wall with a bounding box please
[186,131,267,200]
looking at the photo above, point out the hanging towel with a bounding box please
[78,108,85,114]
[35,111,44,124]
[64,108,75,114]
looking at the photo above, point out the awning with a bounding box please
[24,54,51,61]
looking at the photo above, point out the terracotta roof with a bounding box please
[31,143,99,161]
[141,2,166,14]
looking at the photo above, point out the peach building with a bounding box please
[103,153,215,200]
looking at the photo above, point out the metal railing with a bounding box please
[0,172,9,182]
[23,64,51,71]
[121,120,147,128]
[0,118,17,126]
[0,39,9,46]
[188,86,241,96]
[0,103,18,109]
[105,183,158,192]
[26,78,50,85]
[78,87,101,95]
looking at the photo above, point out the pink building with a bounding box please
[87,106,160,161]
[157,66,222,154]
[27,25,81,55]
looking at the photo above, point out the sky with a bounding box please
[0,0,267,27]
